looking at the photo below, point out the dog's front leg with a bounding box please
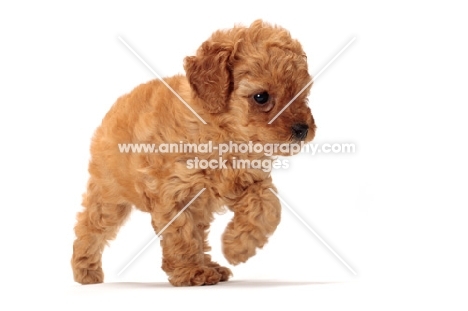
[222,178,281,265]
[151,192,223,286]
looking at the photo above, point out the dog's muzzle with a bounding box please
[291,123,309,141]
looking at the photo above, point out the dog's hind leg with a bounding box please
[71,178,132,284]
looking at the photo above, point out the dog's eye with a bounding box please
[253,92,269,105]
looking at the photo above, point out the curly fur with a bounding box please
[71,20,316,286]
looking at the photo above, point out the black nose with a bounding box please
[291,123,309,140]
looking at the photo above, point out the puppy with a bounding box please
[72,19,315,286]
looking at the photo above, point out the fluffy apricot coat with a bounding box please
[72,20,316,286]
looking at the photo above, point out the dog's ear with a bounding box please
[184,42,233,113]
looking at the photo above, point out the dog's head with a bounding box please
[184,20,315,146]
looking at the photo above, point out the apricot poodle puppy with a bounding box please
[71,20,316,286]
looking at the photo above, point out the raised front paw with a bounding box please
[168,266,223,286]
[222,229,258,265]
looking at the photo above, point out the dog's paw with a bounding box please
[222,231,257,265]
[169,266,222,286]
[205,259,233,281]
[73,267,104,285]
[213,265,233,282]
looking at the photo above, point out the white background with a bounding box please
[1,0,467,310]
